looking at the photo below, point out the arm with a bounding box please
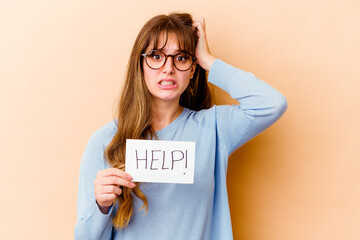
[209,59,287,154]
[75,128,135,240]
[193,17,287,154]
[75,132,114,240]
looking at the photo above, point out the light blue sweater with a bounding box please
[75,59,287,240]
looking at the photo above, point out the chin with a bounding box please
[155,95,181,102]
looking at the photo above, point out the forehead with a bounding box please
[147,31,182,52]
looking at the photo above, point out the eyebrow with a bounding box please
[152,48,187,54]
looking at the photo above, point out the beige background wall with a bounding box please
[1,0,359,239]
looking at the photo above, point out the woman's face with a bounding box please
[142,32,195,106]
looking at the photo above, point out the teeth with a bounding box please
[160,81,174,86]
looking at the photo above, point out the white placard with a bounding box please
[125,139,195,184]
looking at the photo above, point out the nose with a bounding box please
[162,55,175,74]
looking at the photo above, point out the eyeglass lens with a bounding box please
[145,50,193,71]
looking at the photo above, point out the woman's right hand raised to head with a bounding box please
[94,168,135,214]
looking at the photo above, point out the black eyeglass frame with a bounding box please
[141,50,197,72]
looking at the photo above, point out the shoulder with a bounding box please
[79,121,118,176]
[87,120,118,148]
[80,120,118,168]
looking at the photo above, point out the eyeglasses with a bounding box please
[141,50,196,71]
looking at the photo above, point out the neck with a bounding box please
[152,99,183,131]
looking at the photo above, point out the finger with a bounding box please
[101,176,136,188]
[193,24,202,38]
[97,193,117,204]
[97,168,132,179]
[192,21,202,30]
[193,17,205,28]
[97,168,133,181]
[96,185,123,195]
[193,17,204,24]
[193,21,206,38]
[94,176,135,189]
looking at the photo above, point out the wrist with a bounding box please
[96,201,112,214]
[201,54,216,71]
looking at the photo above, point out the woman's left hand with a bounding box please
[193,17,216,71]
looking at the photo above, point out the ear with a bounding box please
[190,64,196,79]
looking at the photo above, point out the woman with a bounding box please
[75,13,287,240]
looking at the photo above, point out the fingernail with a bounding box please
[127,174,133,180]
[130,182,136,188]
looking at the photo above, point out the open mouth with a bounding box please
[159,81,175,86]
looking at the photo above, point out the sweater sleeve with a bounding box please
[208,59,287,155]
[75,130,114,240]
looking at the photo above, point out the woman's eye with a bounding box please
[176,55,188,62]
[152,54,162,60]
[148,51,163,61]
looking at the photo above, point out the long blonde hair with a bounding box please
[105,12,212,228]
